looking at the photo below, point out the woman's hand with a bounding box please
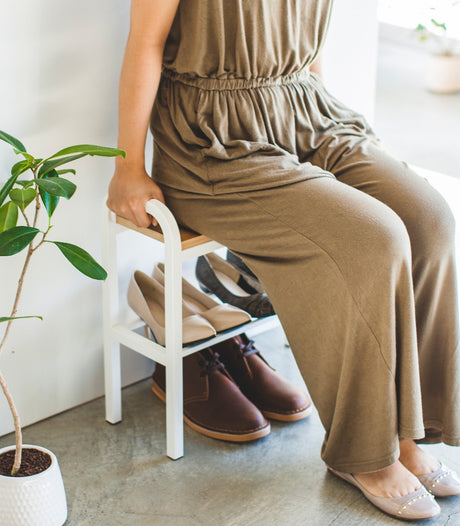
[107,164,165,227]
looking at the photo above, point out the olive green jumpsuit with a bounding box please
[149,0,460,472]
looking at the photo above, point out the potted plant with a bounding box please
[415,0,460,93]
[0,130,124,525]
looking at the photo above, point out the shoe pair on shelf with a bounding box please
[151,333,312,442]
[127,262,251,346]
[196,251,275,318]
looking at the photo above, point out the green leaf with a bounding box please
[431,18,447,31]
[37,153,86,178]
[0,130,27,153]
[0,172,20,207]
[11,160,33,178]
[56,169,76,176]
[0,315,43,323]
[16,180,35,188]
[48,241,107,280]
[9,188,36,211]
[34,177,76,199]
[0,202,19,232]
[12,151,36,162]
[18,152,36,162]
[48,144,126,159]
[0,226,39,256]
[39,170,60,217]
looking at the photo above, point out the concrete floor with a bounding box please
[1,38,460,526]
[1,328,460,526]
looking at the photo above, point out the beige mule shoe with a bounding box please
[153,262,251,332]
[418,462,460,497]
[127,271,216,345]
[328,467,440,521]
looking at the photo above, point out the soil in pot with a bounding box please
[0,447,52,477]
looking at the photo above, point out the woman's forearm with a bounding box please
[116,38,163,170]
[116,0,180,171]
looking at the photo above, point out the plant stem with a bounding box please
[32,228,51,252]
[20,208,30,228]
[32,172,40,229]
[0,242,34,475]
[0,370,22,475]
[0,244,34,356]
[0,171,39,475]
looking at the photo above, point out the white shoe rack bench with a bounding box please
[102,199,280,460]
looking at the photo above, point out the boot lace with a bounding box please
[198,351,225,377]
[237,338,259,358]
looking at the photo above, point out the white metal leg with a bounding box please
[146,200,185,459]
[102,210,122,424]
[104,341,122,424]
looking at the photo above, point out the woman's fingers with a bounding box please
[145,186,166,227]
[106,168,166,228]
[132,199,154,228]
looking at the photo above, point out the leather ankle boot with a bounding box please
[211,334,312,421]
[152,348,270,442]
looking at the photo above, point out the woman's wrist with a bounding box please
[115,154,146,172]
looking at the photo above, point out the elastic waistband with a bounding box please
[161,68,311,91]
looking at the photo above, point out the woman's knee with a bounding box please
[407,188,456,259]
[361,206,412,269]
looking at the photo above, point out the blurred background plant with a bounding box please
[415,0,460,56]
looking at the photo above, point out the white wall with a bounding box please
[0,0,156,437]
[0,1,380,437]
[323,0,380,122]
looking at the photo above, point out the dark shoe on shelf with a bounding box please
[226,250,263,292]
[211,334,312,422]
[195,253,275,318]
[151,348,270,442]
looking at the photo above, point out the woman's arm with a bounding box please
[107,0,180,227]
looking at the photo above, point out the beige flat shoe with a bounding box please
[418,462,460,497]
[328,467,440,521]
[127,271,216,345]
[153,262,251,332]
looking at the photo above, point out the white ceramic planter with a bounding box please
[0,445,67,526]
[425,53,460,94]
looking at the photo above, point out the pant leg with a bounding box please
[320,141,460,447]
[161,177,426,472]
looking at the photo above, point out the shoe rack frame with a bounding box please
[102,199,280,460]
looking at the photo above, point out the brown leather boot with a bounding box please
[211,334,312,422]
[151,348,270,442]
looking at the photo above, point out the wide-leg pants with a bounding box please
[159,142,460,473]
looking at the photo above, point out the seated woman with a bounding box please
[107,0,460,520]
